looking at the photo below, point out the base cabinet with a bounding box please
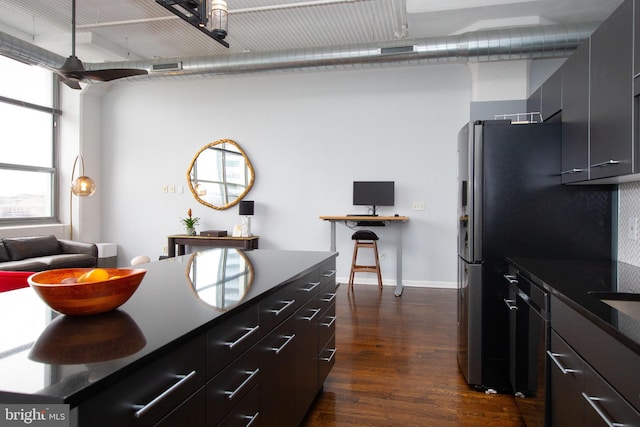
[71,259,336,427]
[549,296,640,426]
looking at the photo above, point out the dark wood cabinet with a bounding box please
[73,257,336,427]
[550,295,640,426]
[561,40,590,183]
[527,86,542,118]
[76,335,207,427]
[589,0,634,179]
[259,314,299,426]
[541,68,562,122]
[549,331,584,426]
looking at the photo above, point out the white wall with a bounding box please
[95,64,473,287]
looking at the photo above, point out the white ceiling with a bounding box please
[0,0,625,64]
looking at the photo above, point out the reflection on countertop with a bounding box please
[507,258,640,354]
[186,249,254,311]
[29,310,146,365]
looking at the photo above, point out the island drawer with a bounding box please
[318,281,337,312]
[217,384,259,427]
[319,334,336,386]
[206,347,260,426]
[551,295,640,412]
[156,388,206,427]
[206,304,260,379]
[319,301,336,349]
[77,334,206,427]
[259,270,321,335]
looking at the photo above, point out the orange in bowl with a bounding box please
[28,268,146,316]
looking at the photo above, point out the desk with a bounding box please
[167,234,259,257]
[320,216,409,296]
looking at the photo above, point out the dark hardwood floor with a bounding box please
[301,284,525,427]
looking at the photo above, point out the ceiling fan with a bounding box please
[55,0,148,90]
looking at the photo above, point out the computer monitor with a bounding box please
[353,181,394,215]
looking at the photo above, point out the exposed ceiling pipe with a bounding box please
[0,22,597,81]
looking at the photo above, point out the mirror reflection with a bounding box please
[187,139,255,210]
[187,249,254,311]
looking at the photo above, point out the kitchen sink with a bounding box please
[589,291,640,321]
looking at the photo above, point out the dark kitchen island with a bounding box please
[0,248,338,426]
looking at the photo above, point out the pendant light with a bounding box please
[70,155,96,240]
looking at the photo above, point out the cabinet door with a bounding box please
[561,40,590,183]
[295,297,321,423]
[528,86,542,116]
[156,388,206,427]
[635,0,640,77]
[76,335,206,427]
[589,0,634,179]
[541,68,562,122]
[583,362,640,426]
[206,347,260,427]
[259,314,298,427]
[549,331,584,427]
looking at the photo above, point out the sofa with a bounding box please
[0,235,98,272]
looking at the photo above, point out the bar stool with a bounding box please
[348,230,383,291]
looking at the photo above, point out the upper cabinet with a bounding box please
[561,41,590,184]
[541,68,562,122]
[589,0,634,180]
[527,68,561,123]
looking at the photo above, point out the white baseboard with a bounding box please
[336,276,456,289]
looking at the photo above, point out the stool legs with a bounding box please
[348,239,383,292]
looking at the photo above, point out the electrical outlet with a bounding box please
[379,252,385,260]
[169,185,175,193]
[163,185,168,193]
[412,201,425,211]
[628,217,639,240]
[162,246,168,254]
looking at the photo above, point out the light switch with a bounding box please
[412,202,425,211]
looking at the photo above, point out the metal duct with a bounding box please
[0,22,597,80]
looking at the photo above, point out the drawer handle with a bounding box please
[322,270,336,278]
[503,299,518,311]
[321,348,336,363]
[503,274,518,284]
[302,281,321,292]
[270,299,296,316]
[561,168,587,175]
[225,325,260,349]
[225,369,260,401]
[547,351,580,375]
[133,370,197,418]
[302,308,322,321]
[321,293,336,303]
[271,334,296,354]
[591,159,621,168]
[321,316,336,328]
[582,393,625,427]
[244,412,260,427]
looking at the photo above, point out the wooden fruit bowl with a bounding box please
[28,268,146,316]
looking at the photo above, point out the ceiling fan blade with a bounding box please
[60,78,82,90]
[53,1,148,88]
[76,68,149,82]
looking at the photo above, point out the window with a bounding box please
[0,55,58,224]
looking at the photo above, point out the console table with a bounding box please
[167,234,259,257]
[320,215,408,296]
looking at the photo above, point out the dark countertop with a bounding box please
[0,248,337,406]
[507,257,640,356]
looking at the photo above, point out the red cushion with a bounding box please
[0,271,33,292]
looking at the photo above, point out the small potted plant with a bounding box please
[180,208,200,235]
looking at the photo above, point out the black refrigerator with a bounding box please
[456,120,613,391]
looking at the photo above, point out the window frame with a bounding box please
[0,72,60,226]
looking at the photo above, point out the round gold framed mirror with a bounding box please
[187,139,255,210]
